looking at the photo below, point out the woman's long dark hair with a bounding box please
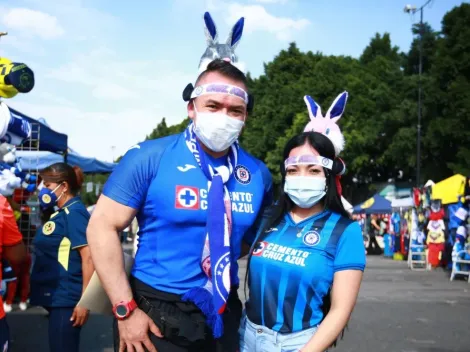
[244,131,350,346]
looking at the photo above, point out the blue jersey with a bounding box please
[30,197,89,307]
[103,133,272,294]
[246,210,366,333]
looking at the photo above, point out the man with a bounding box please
[87,59,273,352]
[0,195,27,351]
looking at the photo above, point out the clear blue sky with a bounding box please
[0,0,464,161]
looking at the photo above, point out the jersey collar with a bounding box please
[61,196,81,210]
[285,209,330,227]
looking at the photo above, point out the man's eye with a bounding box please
[286,169,296,174]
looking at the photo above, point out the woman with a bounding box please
[30,163,94,352]
[240,92,365,352]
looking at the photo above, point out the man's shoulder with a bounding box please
[122,134,182,164]
[238,147,271,178]
[133,134,182,155]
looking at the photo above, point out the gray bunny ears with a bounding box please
[198,12,245,73]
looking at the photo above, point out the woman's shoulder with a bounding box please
[65,200,90,219]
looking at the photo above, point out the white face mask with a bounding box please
[284,176,327,209]
[193,103,245,152]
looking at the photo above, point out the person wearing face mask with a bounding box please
[86,59,273,352]
[240,93,366,352]
[29,163,94,352]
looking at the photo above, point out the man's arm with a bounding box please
[86,195,137,305]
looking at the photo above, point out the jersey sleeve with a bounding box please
[334,221,366,272]
[1,197,23,246]
[243,162,274,245]
[103,138,173,209]
[67,208,90,249]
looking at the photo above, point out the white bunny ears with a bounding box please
[303,91,348,156]
[198,12,245,72]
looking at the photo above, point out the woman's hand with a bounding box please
[70,305,90,327]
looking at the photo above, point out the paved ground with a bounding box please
[6,255,470,352]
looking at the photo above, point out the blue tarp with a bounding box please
[10,107,68,153]
[353,194,392,214]
[16,150,116,174]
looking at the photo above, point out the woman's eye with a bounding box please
[286,169,296,174]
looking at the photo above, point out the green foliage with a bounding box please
[118,4,470,203]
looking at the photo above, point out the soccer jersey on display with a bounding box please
[102,133,272,294]
[246,210,366,333]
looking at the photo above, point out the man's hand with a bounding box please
[70,305,90,327]
[118,308,163,352]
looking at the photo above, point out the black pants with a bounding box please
[0,318,9,352]
[113,277,242,352]
[367,234,382,255]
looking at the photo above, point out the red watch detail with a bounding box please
[112,299,137,320]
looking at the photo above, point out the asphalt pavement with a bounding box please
[6,255,470,352]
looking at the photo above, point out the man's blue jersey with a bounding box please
[246,210,366,333]
[103,133,272,294]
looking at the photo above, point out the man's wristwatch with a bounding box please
[112,299,137,320]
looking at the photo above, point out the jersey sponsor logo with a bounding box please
[234,165,251,185]
[177,164,197,172]
[254,241,311,267]
[252,241,268,256]
[42,221,56,235]
[199,189,255,214]
[175,186,199,210]
[303,231,321,247]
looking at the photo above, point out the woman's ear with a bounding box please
[62,181,70,194]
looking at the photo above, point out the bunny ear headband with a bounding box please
[303,91,348,156]
[198,12,245,73]
[288,92,349,186]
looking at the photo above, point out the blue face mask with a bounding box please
[284,176,327,209]
[38,183,64,209]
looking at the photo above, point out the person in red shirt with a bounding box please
[0,195,26,351]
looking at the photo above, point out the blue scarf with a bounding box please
[182,123,238,338]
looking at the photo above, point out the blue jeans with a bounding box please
[0,317,10,351]
[239,315,320,352]
[46,307,82,352]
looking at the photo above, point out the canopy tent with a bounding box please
[391,197,414,209]
[353,194,392,214]
[432,174,466,205]
[424,179,435,188]
[16,150,116,174]
[9,107,68,153]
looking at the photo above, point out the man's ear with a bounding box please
[187,100,196,120]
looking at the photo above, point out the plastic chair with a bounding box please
[450,243,470,282]
[408,244,427,271]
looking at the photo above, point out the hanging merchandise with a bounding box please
[413,188,422,208]
[452,226,469,272]
[429,199,445,221]
[426,219,446,268]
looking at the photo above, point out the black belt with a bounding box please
[136,293,207,344]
